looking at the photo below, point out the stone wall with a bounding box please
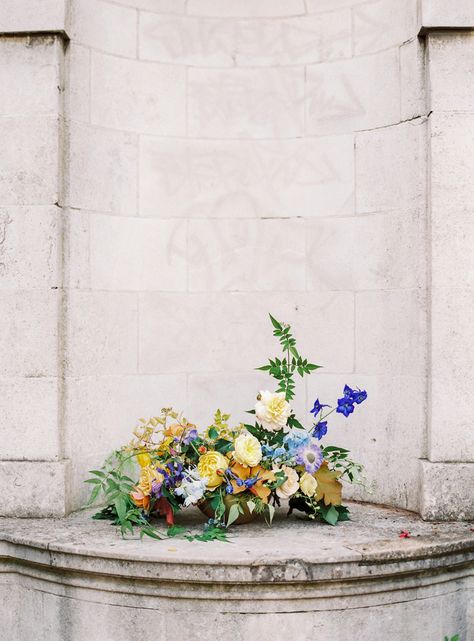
[0,0,473,518]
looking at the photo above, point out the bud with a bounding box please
[216,468,224,476]
[198,445,207,454]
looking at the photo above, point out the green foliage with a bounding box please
[444,636,459,641]
[257,314,321,401]
[322,445,365,485]
[288,494,351,526]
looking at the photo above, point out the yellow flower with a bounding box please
[198,451,229,488]
[255,390,292,432]
[233,432,262,467]
[300,472,317,497]
[137,465,164,496]
[136,451,152,468]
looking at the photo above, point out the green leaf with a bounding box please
[320,504,339,526]
[114,496,127,523]
[208,426,219,440]
[87,484,102,505]
[167,525,187,538]
[265,503,275,526]
[269,314,283,331]
[226,503,241,527]
[84,478,102,484]
[256,365,271,371]
[247,500,255,514]
[89,470,106,478]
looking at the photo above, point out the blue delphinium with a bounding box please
[312,420,328,440]
[336,384,367,417]
[310,398,329,417]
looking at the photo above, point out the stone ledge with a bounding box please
[1,502,472,640]
[1,502,472,585]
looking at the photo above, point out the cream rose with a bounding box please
[255,390,292,432]
[233,432,262,467]
[276,465,299,499]
[197,451,229,489]
[299,472,317,497]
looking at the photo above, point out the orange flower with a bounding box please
[130,488,150,510]
[164,423,185,438]
[230,462,275,503]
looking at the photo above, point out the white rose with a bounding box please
[255,390,292,432]
[233,432,262,468]
[300,472,317,497]
[276,465,299,499]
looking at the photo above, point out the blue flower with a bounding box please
[336,396,355,417]
[310,398,330,417]
[351,388,367,404]
[225,483,234,494]
[284,429,311,454]
[312,420,328,440]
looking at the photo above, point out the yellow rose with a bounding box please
[300,472,317,497]
[137,465,164,496]
[255,390,292,432]
[233,432,262,467]
[198,451,229,488]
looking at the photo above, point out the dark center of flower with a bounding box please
[306,452,316,463]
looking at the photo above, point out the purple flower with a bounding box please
[182,428,198,445]
[312,421,328,440]
[296,441,323,474]
[151,478,163,498]
[310,398,330,417]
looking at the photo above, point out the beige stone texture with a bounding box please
[139,135,354,218]
[188,67,305,138]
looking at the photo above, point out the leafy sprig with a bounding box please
[257,314,320,401]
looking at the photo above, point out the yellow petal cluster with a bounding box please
[198,451,229,488]
[299,472,317,497]
[233,432,262,468]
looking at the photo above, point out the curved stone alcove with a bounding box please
[1,503,472,641]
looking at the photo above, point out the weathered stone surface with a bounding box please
[188,67,305,138]
[66,122,137,215]
[421,461,474,520]
[0,290,59,377]
[88,214,187,291]
[0,461,68,517]
[353,0,417,55]
[356,119,426,214]
[306,48,400,135]
[91,51,186,135]
[0,206,59,290]
[0,0,66,33]
[65,290,138,376]
[428,32,474,111]
[139,135,354,218]
[188,218,306,291]
[139,292,354,374]
[186,0,306,18]
[0,503,472,639]
[139,11,351,66]
[68,0,137,57]
[0,36,61,117]
[0,377,59,460]
[421,0,474,28]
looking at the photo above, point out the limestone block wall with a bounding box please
[62,0,428,513]
[0,0,472,519]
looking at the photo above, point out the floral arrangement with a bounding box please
[86,315,367,541]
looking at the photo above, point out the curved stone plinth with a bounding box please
[0,502,472,641]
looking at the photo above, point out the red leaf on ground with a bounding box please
[399,530,411,538]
